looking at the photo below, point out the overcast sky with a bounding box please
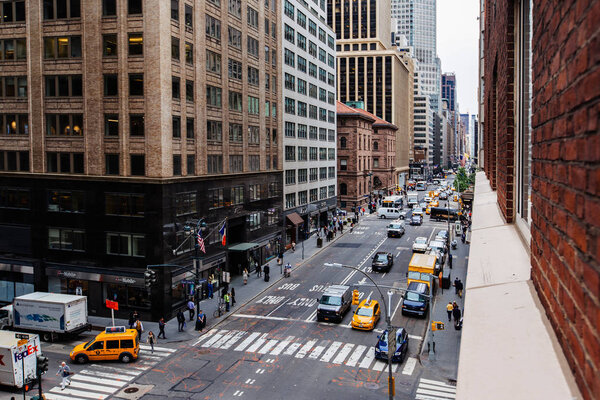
[437,0,480,116]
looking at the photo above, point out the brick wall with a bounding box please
[530,1,600,399]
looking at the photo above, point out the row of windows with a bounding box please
[284,98,335,123]
[284,50,335,87]
[284,146,335,162]
[206,14,276,46]
[284,122,335,141]
[283,73,335,105]
[0,76,27,98]
[0,38,26,61]
[48,227,145,257]
[283,0,334,50]
[285,167,336,185]
[284,23,335,69]
[285,186,335,208]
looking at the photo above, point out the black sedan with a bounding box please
[372,252,393,272]
[410,215,423,226]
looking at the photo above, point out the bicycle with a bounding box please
[213,302,226,318]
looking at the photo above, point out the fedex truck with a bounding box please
[0,331,41,388]
[0,292,90,342]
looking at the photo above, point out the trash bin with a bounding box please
[317,237,323,248]
[442,268,451,289]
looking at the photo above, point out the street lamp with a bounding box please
[324,263,395,400]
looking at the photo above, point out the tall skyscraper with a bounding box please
[392,0,442,112]
[327,0,414,187]
[282,0,338,244]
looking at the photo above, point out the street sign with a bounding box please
[15,333,29,340]
[431,321,445,331]
[105,299,119,310]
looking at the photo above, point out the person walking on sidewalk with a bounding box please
[128,311,135,329]
[456,279,464,298]
[243,268,249,285]
[207,280,214,299]
[56,361,71,390]
[196,310,206,331]
[291,241,296,252]
[446,302,453,321]
[147,331,156,354]
[177,309,185,332]
[187,298,195,321]
[453,277,460,294]
[224,292,230,312]
[264,264,270,282]
[452,304,462,324]
[135,318,144,340]
[231,287,236,306]
[255,261,262,277]
[158,317,167,339]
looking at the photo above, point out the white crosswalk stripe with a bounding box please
[415,378,457,399]
[345,344,367,367]
[246,333,268,352]
[44,343,175,400]
[270,335,295,355]
[257,339,279,354]
[307,340,329,359]
[332,343,354,364]
[283,342,302,355]
[295,339,317,358]
[221,331,246,349]
[320,341,343,363]
[234,332,261,351]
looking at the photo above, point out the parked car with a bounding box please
[374,328,409,363]
[436,230,449,241]
[387,222,405,238]
[372,252,394,272]
[412,237,428,252]
[410,215,423,226]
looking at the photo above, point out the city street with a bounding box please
[16,184,469,400]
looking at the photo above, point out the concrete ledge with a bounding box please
[457,172,581,400]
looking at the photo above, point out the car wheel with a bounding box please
[119,352,133,363]
[381,215,386,219]
[75,354,88,364]
[42,332,52,342]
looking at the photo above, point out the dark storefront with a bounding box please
[0,172,282,321]
[283,197,337,246]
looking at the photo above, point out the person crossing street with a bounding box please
[56,361,71,390]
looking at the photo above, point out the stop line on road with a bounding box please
[193,328,418,376]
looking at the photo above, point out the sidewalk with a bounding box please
[88,216,369,344]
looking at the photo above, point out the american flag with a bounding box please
[197,229,206,253]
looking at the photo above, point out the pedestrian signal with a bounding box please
[352,290,359,305]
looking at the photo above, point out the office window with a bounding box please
[128,0,142,15]
[47,190,84,213]
[308,20,317,36]
[298,169,307,183]
[105,154,119,175]
[229,123,242,142]
[206,85,222,107]
[284,73,295,91]
[171,0,179,20]
[248,36,259,57]
[186,118,194,138]
[106,233,144,257]
[104,114,118,136]
[298,79,307,95]
[206,15,221,40]
[328,129,335,142]
[319,167,327,180]
[284,24,295,44]
[285,97,295,114]
[248,125,260,144]
[102,0,116,16]
[103,74,118,96]
[297,102,307,117]
[130,115,144,136]
[103,34,117,57]
[206,50,221,74]
[285,146,295,161]
[248,67,259,86]
[185,4,193,28]
[285,193,295,209]
[298,124,307,139]
[298,147,307,161]
[0,38,25,60]
[207,120,222,141]
[173,154,182,176]
[249,184,261,201]
[46,75,82,97]
[186,155,195,175]
[297,33,306,50]
[208,188,224,209]
[45,114,83,136]
[340,159,347,171]
[0,1,25,23]
[297,10,306,28]
[247,6,258,28]
[285,170,295,185]
[328,166,335,179]
[172,116,181,138]
[309,63,318,78]
[48,228,84,252]
[46,152,84,174]
[207,155,223,174]
[129,74,143,96]
[0,114,28,135]
[228,58,242,80]
[309,168,318,182]
[231,186,244,204]
[130,154,145,176]
[228,0,241,17]
[43,0,80,20]
[228,26,242,48]
[328,148,335,160]
[298,56,306,72]
[319,128,327,141]
[320,187,327,200]
[229,155,243,173]
[309,105,318,119]
[128,33,143,55]
[284,49,295,67]
[171,37,180,60]
[285,122,296,138]
[309,41,317,57]
[43,36,81,59]
[248,96,260,115]
[185,80,194,102]
[249,155,260,171]
[229,92,242,112]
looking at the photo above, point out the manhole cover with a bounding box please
[124,388,139,393]
[364,382,380,390]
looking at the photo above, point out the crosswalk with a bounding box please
[415,378,457,399]
[195,328,417,374]
[44,344,176,400]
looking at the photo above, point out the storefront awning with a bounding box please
[286,212,304,226]
[228,243,259,252]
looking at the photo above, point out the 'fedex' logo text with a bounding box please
[14,345,38,362]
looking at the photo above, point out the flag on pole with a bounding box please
[219,222,226,246]
[197,229,206,253]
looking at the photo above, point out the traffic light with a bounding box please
[352,290,359,305]
[36,354,49,375]
[144,269,157,288]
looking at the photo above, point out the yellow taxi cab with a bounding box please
[71,326,139,364]
[351,298,380,331]
[453,194,459,202]
[429,199,439,207]
[425,206,431,215]
[433,190,439,197]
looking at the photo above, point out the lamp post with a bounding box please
[324,263,395,400]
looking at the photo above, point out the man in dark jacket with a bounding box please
[263,264,270,282]
[177,309,185,332]
[452,304,461,322]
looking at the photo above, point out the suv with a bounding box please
[401,282,430,317]
[387,222,405,238]
[372,252,393,272]
[316,285,351,323]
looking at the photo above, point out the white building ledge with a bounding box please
[456,172,582,400]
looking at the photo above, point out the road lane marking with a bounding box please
[140,344,176,352]
[308,340,329,359]
[245,379,255,384]
[283,342,302,355]
[192,328,218,346]
[372,360,387,371]
[90,365,141,376]
[419,378,457,389]
[419,383,457,393]
[416,389,456,399]
[233,390,244,396]
[255,368,265,374]
[295,339,317,358]
[257,339,279,354]
[409,334,423,340]
[201,330,227,347]
[48,387,108,400]
[401,357,417,375]
[234,332,261,352]
[212,330,238,348]
[332,343,354,364]
[246,333,268,352]
[71,375,128,387]
[79,369,137,380]
[270,335,295,355]
[345,345,367,367]
[220,331,247,349]
[44,394,87,400]
[66,381,116,394]
[320,341,343,362]
[234,314,290,321]
[358,349,376,369]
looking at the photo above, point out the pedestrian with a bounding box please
[291,241,296,252]
[224,292,230,312]
[128,311,135,329]
[454,277,460,294]
[158,317,167,339]
[196,310,206,331]
[243,268,249,285]
[461,231,466,243]
[135,318,144,340]
[147,331,156,354]
[448,252,453,269]
[456,279,464,298]
[452,304,462,322]
[264,264,270,282]
[446,302,453,321]
[207,280,214,299]
[256,262,262,277]
[177,309,185,332]
[187,298,195,321]
[231,287,236,306]
[56,361,71,390]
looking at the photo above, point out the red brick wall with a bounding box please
[530,1,600,399]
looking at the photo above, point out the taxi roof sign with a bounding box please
[105,326,126,334]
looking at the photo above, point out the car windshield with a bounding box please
[320,295,342,306]
[388,224,402,229]
[357,308,373,316]
[375,254,388,262]
[405,292,424,301]
[83,340,94,350]
[415,238,427,244]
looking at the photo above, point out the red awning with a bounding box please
[286,212,304,226]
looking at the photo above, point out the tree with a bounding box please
[453,167,475,192]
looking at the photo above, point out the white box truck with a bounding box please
[0,292,91,342]
[0,331,41,388]
[407,193,419,208]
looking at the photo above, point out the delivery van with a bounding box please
[70,326,139,364]
[378,207,402,219]
[0,331,41,388]
[407,254,438,293]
